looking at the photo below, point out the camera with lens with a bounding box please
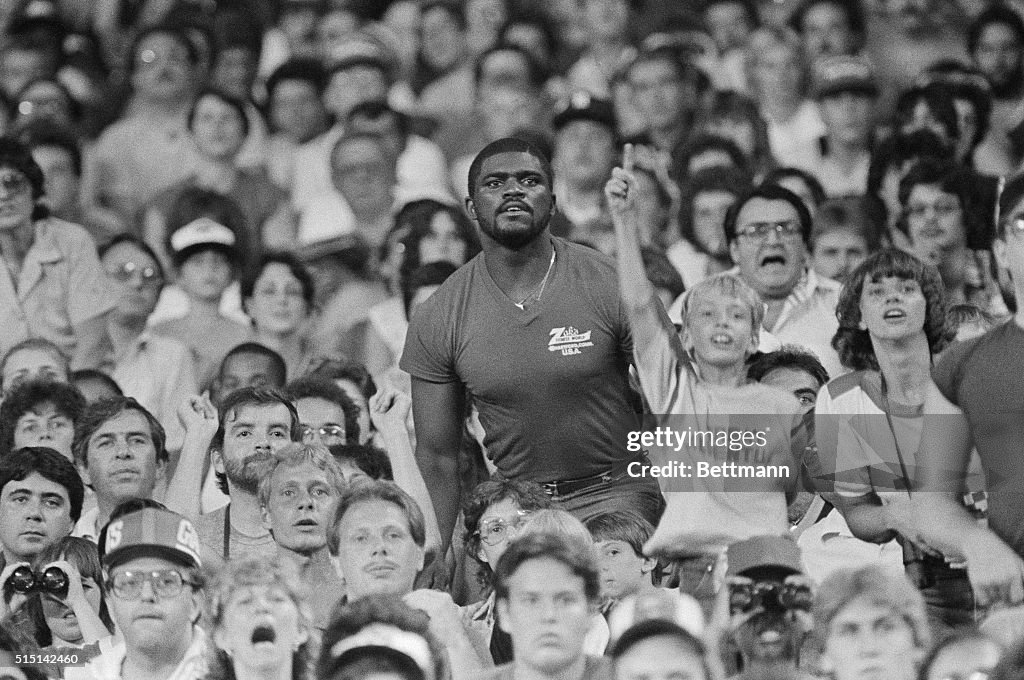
[728,580,813,615]
[5,565,69,597]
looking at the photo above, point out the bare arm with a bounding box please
[163,394,219,520]
[411,376,466,552]
[913,380,1024,605]
[370,388,442,553]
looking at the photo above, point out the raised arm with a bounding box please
[370,387,442,553]
[914,380,1024,606]
[410,376,466,552]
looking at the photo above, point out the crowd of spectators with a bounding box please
[3,0,1024,679]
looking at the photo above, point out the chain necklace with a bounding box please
[514,247,556,310]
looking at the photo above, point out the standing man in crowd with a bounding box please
[402,137,663,549]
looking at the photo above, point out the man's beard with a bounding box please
[479,213,549,250]
[989,62,1024,99]
[223,449,275,495]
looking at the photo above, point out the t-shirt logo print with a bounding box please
[548,326,594,356]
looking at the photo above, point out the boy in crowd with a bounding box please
[151,217,251,390]
[585,511,661,613]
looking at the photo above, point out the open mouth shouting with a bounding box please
[759,253,788,269]
[882,308,907,322]
[251,623,277,649]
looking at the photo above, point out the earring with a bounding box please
[858,320,868,330]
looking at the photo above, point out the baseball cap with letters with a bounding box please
[101,507,202,570]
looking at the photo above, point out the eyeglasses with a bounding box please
[735,220,802,240]
[300,424,346,443]
[107,569,195,600]
[0,172,30,195]
[905,199,961,220]
[107,261,163,287]
[477,510,531,546]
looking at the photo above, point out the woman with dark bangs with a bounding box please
[814,249,982,639]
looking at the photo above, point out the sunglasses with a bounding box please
[107,261,163,287]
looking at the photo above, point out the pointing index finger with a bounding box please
[622,143,634,173]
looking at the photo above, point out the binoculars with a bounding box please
[5,565,69,597]
[728,580,812,615]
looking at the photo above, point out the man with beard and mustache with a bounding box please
[722,536,812,680]
[969,6,1024,162]
[401,137,663,551]
[193,387,302,564]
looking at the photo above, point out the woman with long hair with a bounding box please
[815,249,982,639]
[204,557,314,680]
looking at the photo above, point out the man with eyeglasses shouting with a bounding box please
[97,235,198,455]
[0,137,115,372]
[87,505,207,680]
[725,182,844,378]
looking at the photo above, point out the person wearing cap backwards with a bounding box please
[551,93,619,253]
[716,536,813,680]
[809,55,879,198]
[319,594,448,680]
[85,506,207,680]
[150,216,251,390]
[401,137,664,552]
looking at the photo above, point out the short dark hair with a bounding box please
[628,45,698,87]
[723,183,813,245]
[346,99,410,139]
[187,87,250,138]
[328,480,427,555]
[610,619,709,675]
[401,261,458,319]
[467,136,553,200]
[866,130,955,201]
[266,58,328,98]
[309,359,377,401]
[286,376,360,444]
[746,344,830,387]
[642,246,686,300]
[679,166,751,246]
[788,0,865,43]
[219,342,288,388]
[763,167,827,207]
[675,134,750,178]
[72,397,168,469]
[894,85,959,143]
[0,447,84,522]
[0,135,47,208]
[16,120,82,176]
[70,370,123,400]
[832,249,950,371]
[328,443,393,480]
[811,196,885,253]
[946,302,997,333]
[240,252,315,311]
[474,43,546,90]
[493,532,600,603]
[98,233,166,284]
[0,380,86,457]
[968,4,1024,54]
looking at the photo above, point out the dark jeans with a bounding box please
[551,470,665,528]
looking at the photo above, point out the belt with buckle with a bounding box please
[540,459,638,496]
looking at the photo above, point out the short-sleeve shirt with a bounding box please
[630,294,809,557]
[400,237,639,482]
[932,321,1024,556]
[0,218,116,361]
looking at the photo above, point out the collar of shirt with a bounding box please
[727,266,839,330]
[90,626,207,680]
